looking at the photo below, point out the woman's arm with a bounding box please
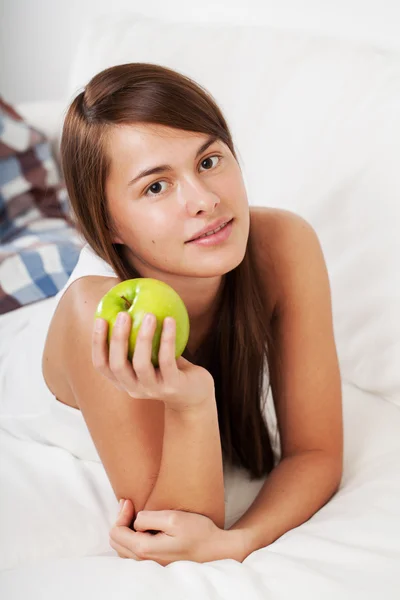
[227,450,341,558]
[143,399,225,530]
[63,277,225,529]
[232,209,343,557]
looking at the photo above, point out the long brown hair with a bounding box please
[61,63,277,479]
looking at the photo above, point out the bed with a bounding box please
[1,11,400,600]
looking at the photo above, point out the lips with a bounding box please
[186,217,233,242]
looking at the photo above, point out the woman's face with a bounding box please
[105,123,250,280]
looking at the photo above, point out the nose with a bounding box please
[180,179,220,216]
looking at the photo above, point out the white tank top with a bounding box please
[0,243,279,467]
[0,244,117,462]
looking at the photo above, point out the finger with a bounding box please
[92,318,117,380]
[158,318,179,382]
[110,524,147,554]
[110,534,171,566]
[110,527,177,566]
[134,510,177,536]
[108,312,138,389]
[115,498,135,528]
[109,536,140,560]
[111,525,170,560]
[92,321,125,390]
[131,313,157,388]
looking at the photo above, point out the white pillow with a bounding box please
[67,12,400,405]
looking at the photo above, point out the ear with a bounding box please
[106,218,123,244]
[112,235,124,244]
[108,225,123,244]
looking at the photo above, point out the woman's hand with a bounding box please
[92,312,215,412]
[109,498,245,566]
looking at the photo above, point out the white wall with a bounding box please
[1,0,400,103]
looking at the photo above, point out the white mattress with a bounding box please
[0,301,400,599]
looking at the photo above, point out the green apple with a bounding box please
[94,278,190,367]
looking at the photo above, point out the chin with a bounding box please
[192,246,246,277]
[225,246,247,273]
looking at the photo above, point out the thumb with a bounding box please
[115,498,135,527]
[134,509,176,535]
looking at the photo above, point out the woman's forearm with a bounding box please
[228,450,342,558]
[142,398,225,529]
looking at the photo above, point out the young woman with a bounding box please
[42,63,343,565]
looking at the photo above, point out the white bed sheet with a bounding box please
[0,304,400,599]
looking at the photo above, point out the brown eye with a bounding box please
[199,155,221,171]
[144,181,168,197]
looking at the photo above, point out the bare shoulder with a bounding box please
[47,274,120,337]
[249,206,316,261]
[68,275,121,304]
[249,206,321,318]
[249,208,342,465]
[42,275,120,408]
[56,275,120,324]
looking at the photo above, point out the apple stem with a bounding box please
[120,295,132,309]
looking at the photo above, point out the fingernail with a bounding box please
[164,317,175,332]
[116,312,128,326]
[95,318,105,332]
[142,313,153,331]
[119,499,124,511]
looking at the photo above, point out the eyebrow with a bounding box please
[127,134,219,187]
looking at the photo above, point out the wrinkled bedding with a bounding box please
[0,300,399,599]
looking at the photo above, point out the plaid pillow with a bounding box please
[0,98,84,315]
[0,219,84,314]
[0,97,73,242]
